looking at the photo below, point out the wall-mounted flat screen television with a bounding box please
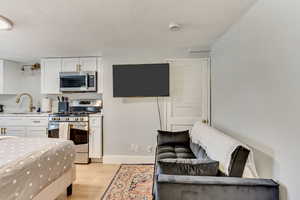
[113,63,170,97]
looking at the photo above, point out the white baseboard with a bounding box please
[103,155,155,164]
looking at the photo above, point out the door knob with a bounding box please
[202,119,209,124]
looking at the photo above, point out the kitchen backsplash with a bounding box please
[47,93,102,113]
[0,93,103,113]
[0,69,102,113]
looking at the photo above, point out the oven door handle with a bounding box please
[71,127,89,131]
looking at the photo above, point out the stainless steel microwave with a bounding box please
[59,71,97,92]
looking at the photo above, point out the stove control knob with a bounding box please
[80,117,84,121]
[75,118,79,121]
[66,118,69,121]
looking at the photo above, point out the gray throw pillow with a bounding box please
[158,159,219,176]
[157,130,190,146]
[228,145,250,177]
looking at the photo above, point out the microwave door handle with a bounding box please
[85,75,88,89]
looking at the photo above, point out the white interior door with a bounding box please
[165,58,210,131]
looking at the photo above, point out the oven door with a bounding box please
[48,122,89,164]
[59,72,88,92]
[69,123,89,153]
[48,122,59,138]
[48,122,89,148]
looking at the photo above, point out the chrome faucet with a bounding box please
[16,93,36,112]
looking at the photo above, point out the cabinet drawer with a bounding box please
[0,117,48,126]
[26,118,48,127]
[5,127,26,137]
[0,118,4,126]
[27,127,48,138]
[0,117,25,126]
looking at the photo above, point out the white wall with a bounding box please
[0,51,210,159]
[102,51,209,157]
[0,69,42,113]
[102,55,166,157]
[211,0,300,199]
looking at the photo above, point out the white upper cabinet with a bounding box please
[80,57,98,71]
[41,58,62,94]
[62,58,80,72]
[61,57,98,72]
[0,60,22,94]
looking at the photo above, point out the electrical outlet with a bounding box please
[147,145,153,153]
[130,144,140,152]
[130,144,136,152]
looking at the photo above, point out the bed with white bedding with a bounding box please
[0,136,76,200]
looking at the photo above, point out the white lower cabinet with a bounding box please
[0,116,48,138]
[5,127,26,137]
[27,127,48,138]
[89,115,103,159]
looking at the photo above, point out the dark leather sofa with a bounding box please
[153,130,279,200]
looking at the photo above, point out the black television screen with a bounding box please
[113,63,170,97]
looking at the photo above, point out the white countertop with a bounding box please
[89,113,104,117]
[0,112,103,117]
[0,112,49,117]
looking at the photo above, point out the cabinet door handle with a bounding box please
[202,119,209,124]
[32,121,41,123]
[76,64,81,72]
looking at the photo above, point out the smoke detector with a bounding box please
[0,15,13,31]
[169,22,181,31]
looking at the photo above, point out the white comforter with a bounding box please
[190,122,258,178]
[0,136,75,200]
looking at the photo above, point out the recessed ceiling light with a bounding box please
[0,15,13,31]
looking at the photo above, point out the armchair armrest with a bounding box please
[156,174,279,200]
[158,174,278,187]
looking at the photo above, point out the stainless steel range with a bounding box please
[48,99,102,164]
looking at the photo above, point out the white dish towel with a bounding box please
[190,121,258,178]
[59,122,70,140]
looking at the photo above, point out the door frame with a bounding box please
[163,58,211,131]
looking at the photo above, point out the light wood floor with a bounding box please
[66,163,120,200]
